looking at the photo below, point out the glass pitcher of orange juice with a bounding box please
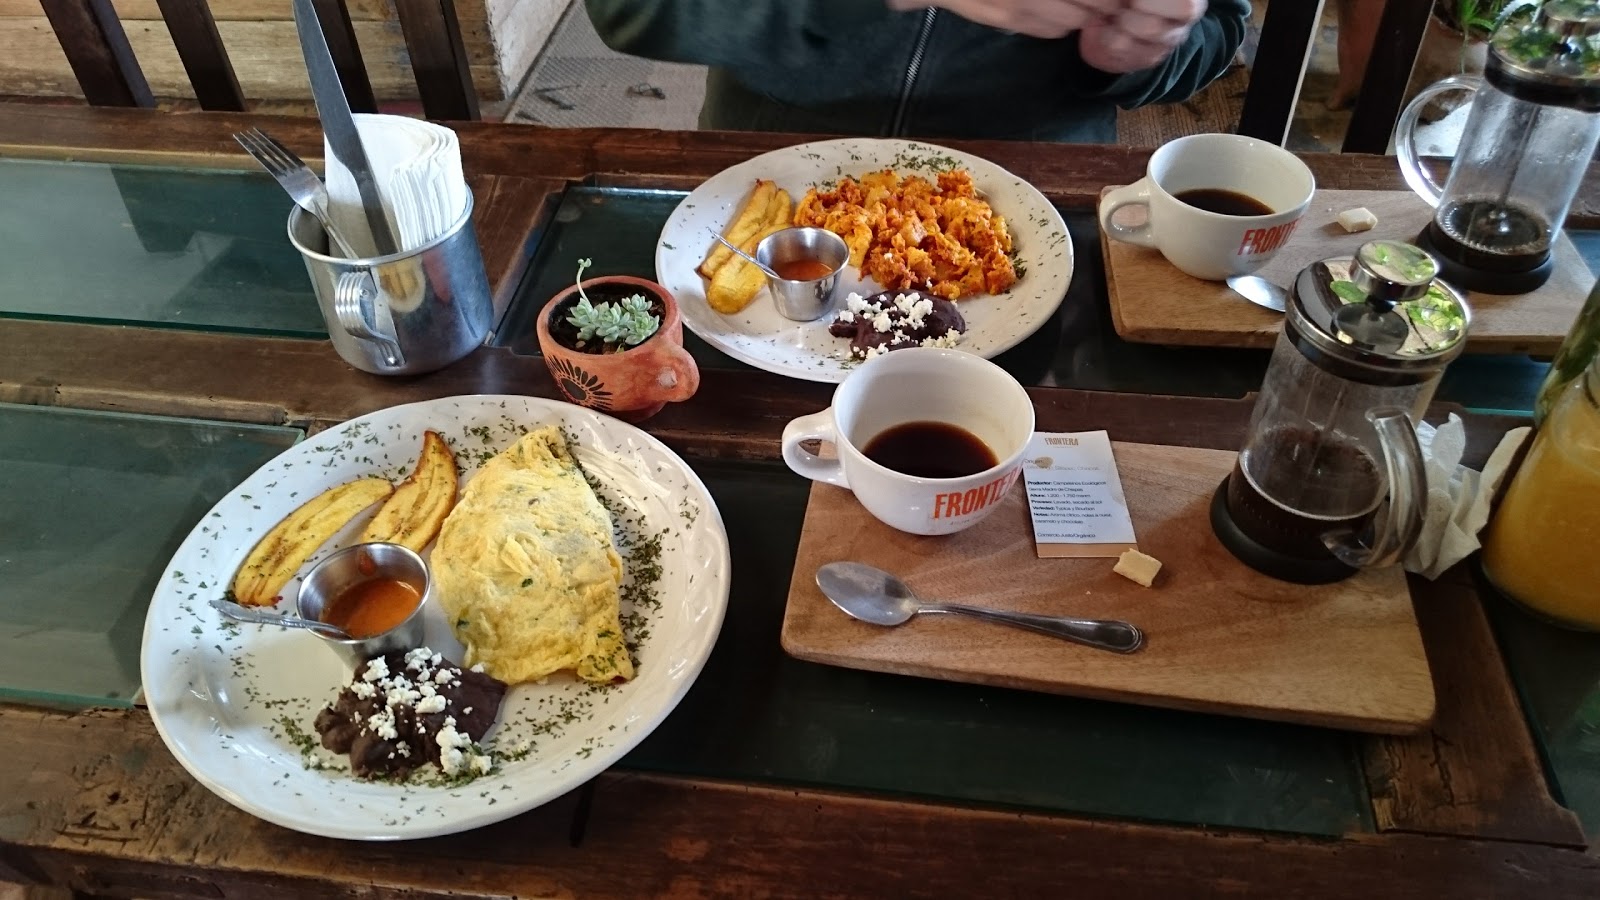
[1482,353,1600,629]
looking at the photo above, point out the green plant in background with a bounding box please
[1439,0,1546,39]
[565,258,660,351]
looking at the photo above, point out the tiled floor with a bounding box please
[507,2,703,130]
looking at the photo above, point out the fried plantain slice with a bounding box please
[229,477,393,606]
[765,188,793,231]
[707,222,788,314]
[698,179,776,279]
[360,431,459,553]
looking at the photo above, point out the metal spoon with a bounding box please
[705,228,782,279]
[209,597,352,639]
[816,562,1145,654]
[1227,274,1287,312]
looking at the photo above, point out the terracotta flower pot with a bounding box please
[536,275,700,421]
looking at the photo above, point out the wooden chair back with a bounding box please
[41,0,478,121]
[1236,0,1434,154]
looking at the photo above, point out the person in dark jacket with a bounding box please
[584,0,1251,142]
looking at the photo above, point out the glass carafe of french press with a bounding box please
[1395,0,1600,294]
[1210,241,1472,584]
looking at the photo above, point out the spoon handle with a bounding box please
[705,228,779,278]
[208,598,345,636]
[921,603,1144,654]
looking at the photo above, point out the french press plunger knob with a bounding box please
[1330,241,1439,355]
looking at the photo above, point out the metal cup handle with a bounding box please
[333,269,407,369]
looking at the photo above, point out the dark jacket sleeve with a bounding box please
[1074,0,1252,109]
[584,0,883,73]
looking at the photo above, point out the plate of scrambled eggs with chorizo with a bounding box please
[656,138,1072,382]
[142,396,729,839]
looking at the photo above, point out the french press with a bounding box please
[1395,1,1600,294]
[1210,241,1472,584]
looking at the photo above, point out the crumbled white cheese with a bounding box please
[471,755,493,775]
[463,706,474,715]
[385,682,421,708]
[440,746,465,774]
[405,647,433,670]
[348,680,377,700]
[433,669,456,685]
[361,656,389,682]
[415,694,447,714]
[470,663,485,673]
[367,708,399,740]
[901,295,932,329]
[869,310,894,333]
[435,716,478,775]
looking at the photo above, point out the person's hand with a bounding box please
[1078,0,1206,73]
[883,0,1203,71]
[883,0,1100,40]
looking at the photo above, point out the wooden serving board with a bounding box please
[780,440,1436,734]
[1101,188,1593,354]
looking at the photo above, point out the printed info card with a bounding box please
[1021,431,1137,558]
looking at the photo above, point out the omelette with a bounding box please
[431,427,635,685]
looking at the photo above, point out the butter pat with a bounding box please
[1336,207,1378,233]
[1113,549,1162,588]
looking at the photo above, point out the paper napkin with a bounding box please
[323,114,470,258]
[1404,414,1531,580]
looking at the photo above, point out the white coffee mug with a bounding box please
[1099,133,1315,281]
[781,348,1035,536]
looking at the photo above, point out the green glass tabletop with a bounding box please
[622,458,1372,837]
[1484,585,1600,839]
[498,187,1583,414]
[0,159,325,337]
[0,403,301,707]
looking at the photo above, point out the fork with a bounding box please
[233,127,359,257]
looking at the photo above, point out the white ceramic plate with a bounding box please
[656,138,1074,382]
[140,396,730,840]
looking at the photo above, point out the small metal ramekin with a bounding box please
[756,227,850,321]
[296,542,431,669]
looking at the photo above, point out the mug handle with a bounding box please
[1395,76,1480,209]
[655,342,701,402]
[782,409,848,488]
[1098,178,1157,248]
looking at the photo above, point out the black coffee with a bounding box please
[862,421,997,479]
[1224,427,1383,560]
[1174,188,1274,217]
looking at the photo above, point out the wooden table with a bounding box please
[1,105,1597,899]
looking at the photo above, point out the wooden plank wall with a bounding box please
[0,0,569,103]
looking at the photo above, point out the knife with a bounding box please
[293,0,399,256]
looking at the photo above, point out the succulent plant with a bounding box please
[566,258,661,351]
